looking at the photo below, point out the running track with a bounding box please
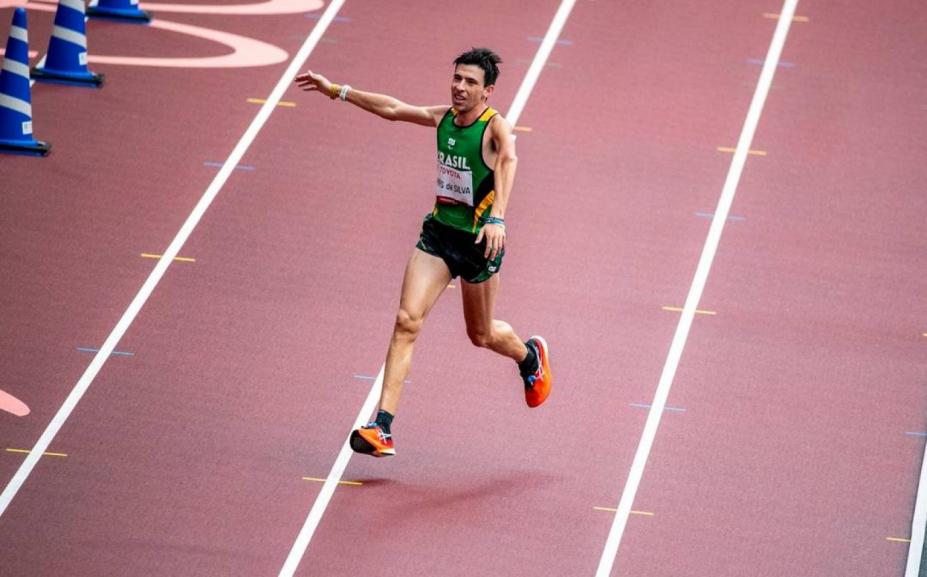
[1,1,925,575]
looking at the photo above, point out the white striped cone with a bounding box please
[32,0,104,86]
[87,0,151,23]
[0,8,50,155]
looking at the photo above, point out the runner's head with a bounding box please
[451,48,502,112]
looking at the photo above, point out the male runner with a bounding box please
[295,48,551,458]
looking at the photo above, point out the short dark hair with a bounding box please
[454,47,502,87]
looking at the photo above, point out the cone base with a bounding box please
[31,67,105,88]
[86,5,152,23]
[0,138,51,157]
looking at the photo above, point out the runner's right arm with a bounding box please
[295,70,447,127]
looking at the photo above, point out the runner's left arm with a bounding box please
[295,70,447,126]
[476,115,518,259]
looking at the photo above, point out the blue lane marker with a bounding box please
[906,432,927,438]
[629,402,686,413]
[747,58,794,68]
[354,374,410,384]
[203,161,255,171]
[304,13,351,22]
[527,36,573,46]
[76,347,134,357]
[695,212,746,222]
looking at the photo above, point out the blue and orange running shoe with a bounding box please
[522,336,552,408]
[349,423,395,457]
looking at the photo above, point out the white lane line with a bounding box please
[507,0,576,126]
[275,2,577,575]
[0,1,345,518]
[906,436,927,576]
[594,1,800,575]
[277,366,382,577]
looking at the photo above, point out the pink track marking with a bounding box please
[7,0,323,14]
[0,390,29,417]
[0,2,288,68]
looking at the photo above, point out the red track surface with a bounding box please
[1,1,925,576]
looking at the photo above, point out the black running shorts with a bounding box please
[415,215,504,284]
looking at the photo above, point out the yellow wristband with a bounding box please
[329,84,341,100]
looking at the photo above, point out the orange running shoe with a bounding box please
[522,336,552,407]
[349,423,395,457]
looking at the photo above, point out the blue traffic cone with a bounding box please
[32,0,105,87]
[87,0,151,23]
[0,8,50,156]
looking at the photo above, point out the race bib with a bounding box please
[435,163,474,206]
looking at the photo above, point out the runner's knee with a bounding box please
[394,308,424,339]
[467,326,493,348]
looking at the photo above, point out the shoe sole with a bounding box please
[349,429,395,458]
[526,335,552,408]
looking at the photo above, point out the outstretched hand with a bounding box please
[476,223,505,260]
[295,70,333,97]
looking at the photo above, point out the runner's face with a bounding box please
[451,64,493,112]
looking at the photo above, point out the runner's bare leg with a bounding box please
[379,249,452,415]
[460,274,529,361]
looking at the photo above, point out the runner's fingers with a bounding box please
[295,73,323,91]
[478,226,505,259]
[487,236,500,259]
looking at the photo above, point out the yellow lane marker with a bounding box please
[302,476,363,487]
[247,98,297,107]
[886,537,911,543]
[140,253,196,263]
[763,12,810,22]
[594,507,654,516]
[6,448,68,458]
[717,146,767,156]
[514,126,533,133]
[661,306,717,316]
